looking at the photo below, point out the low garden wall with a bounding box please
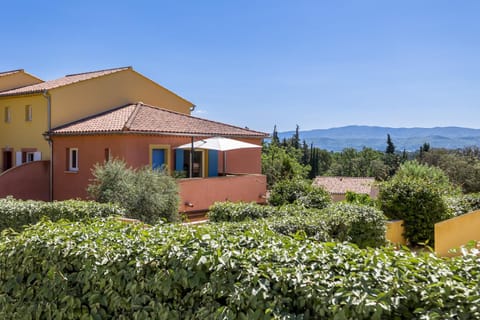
[435,210,480,257]
[177,174,267,213]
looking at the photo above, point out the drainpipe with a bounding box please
[42,90,53,201]
[189,104,196,112]
[190,136,194,178]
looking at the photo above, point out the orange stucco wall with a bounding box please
[178,174,267,213]
[52,134,263,201]
[435,210,480,257]
[0,160,49,201]
[385,220,406,246]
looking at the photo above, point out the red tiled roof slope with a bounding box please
[0,67,130,96]
[52,103,268,138]
[313,176,376,195]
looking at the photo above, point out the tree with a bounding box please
[261,143,310,187]
[272,125,280,146]
[292,124,300,149]
[385,134,395,154]
[379,161,457,246]
[87,159,180,224]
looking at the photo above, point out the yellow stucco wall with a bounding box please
[0,71,43,92]
[385,220,406,245]
[0,94,49,171]
[50,69,193,127]
[435,210,480,257]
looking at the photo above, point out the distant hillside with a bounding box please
[277,126,480,151]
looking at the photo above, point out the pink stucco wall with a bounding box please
[0,160,49,201]
[51,134,263,202]
[178,174,267,213]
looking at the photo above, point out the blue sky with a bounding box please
[1,1,480,133]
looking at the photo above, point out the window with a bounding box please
[105,148,111,162]
[149,145,170,172]
[26,152,35,162]
[68,148,79,171]
[15,149,40,166]
[25,105,32,121]
[4,107,11,123]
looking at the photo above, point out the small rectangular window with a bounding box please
[105,148,111,162]
[25,105,32,121]
[26,152,35,162]
[68,148,79,171]
[4,107,11,123]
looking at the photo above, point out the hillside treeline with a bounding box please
[263,125,480,193]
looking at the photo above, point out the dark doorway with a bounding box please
[2,151,13,171]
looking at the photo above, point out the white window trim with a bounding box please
[69,148,79,171]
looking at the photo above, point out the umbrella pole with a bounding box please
[190,137,194,178]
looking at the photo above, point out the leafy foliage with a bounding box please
[87,159,180,224]
[1,218,479,319]
[261,143,309,187]
[379,177,451,246]
[268,178,331,209]
[344,191,377,207]
[419,147,480,193]
[446,193,480,217]
[320,203,386,248]
[394,160,459,196]
[0,197,124,231]
[208,201,386,248]
[208,201,276,222]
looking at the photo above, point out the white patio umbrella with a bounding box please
[176,137,261,176]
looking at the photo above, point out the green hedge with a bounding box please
[0,218,479,319]
[0,197,125,231]
[446,193,480,217]
[209,202,387,248]
[207,201,276,222]
[266,203,386,248]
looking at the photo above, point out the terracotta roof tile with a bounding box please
[51,103,268,138]
[0,67,130,96]
[313,176,376,195]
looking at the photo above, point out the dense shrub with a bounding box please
[446,193,480,217]
[207,201,276,222]
[344,191,377,207]
[209,202,386,248]
[394,160,459,196]
[87,159,179,224]
[0,218,479,319]
[0,197,124,231]
[320,203,387,248]
[379,177,451,246]
[268,178,331,208]
[266,207,331,242]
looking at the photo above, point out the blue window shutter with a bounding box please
[152,149,165,170]
[175,149,184,172]
[208,150,218,177]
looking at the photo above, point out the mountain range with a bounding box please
[277,126,480,152]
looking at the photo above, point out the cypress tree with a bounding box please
[386,134,395,154]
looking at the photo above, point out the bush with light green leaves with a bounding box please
[0,197,124,231]
[0,218,478,319]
